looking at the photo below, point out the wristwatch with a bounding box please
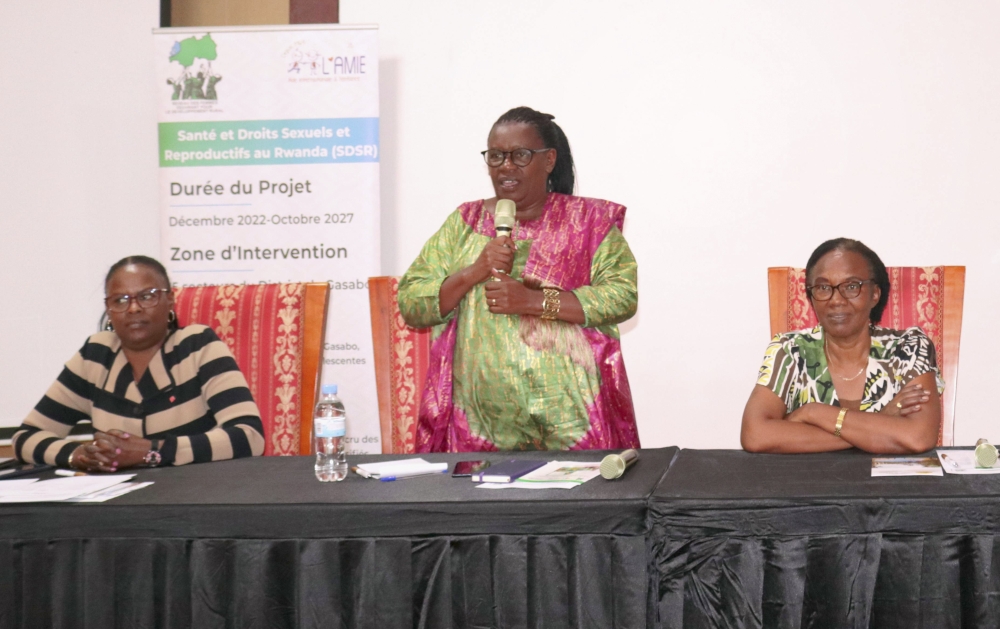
[143,439,162,467]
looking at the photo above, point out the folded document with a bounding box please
[477,461,602,489]
[354,458,448,480]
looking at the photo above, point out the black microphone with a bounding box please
[600,449,639,479]
[495,199,516,238]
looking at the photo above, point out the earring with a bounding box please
[168,310,177,324]
[104,320,114,332]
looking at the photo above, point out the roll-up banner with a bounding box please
[153,25,382,454]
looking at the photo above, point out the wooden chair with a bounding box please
[173,283,329,456]
[767,267,965,446]
[368,277,432,454]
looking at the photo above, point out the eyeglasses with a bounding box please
[105,288,172,313]
[481,148,551,168]
[806,280,874,301]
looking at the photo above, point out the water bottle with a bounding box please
[314,384,347,482]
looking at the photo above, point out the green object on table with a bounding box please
[974,439,998,468]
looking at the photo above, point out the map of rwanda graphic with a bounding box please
[167,34,222,101]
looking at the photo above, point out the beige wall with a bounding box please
[344,0,1000,450]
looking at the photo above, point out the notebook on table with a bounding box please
[471,460,546,483]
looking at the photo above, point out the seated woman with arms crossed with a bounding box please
[741,238,943,454]
[14,256,265,471]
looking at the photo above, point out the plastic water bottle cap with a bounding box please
[321,384,338,395]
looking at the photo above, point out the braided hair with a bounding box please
[492,107,575,194]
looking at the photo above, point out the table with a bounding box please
[648,449,1000,629]
[0,448,676,629]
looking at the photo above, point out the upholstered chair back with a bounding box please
[368,277,432,454]
[173,283,329,456]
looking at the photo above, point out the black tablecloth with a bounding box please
[0,448,676,629]
[648,449,1000,629]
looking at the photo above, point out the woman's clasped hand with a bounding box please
[69,430,154,473]
[484,268,539,315]
[475,236,515,279]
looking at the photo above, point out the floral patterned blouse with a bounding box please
[757,325,944,413]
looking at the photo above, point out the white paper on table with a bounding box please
[477,462,602,489]
[937,450,1000,474]
[0,474,135,503]
[0,479,40,492]
[355,458,447,478]
[66,481,154,503]
[477,481,583,490]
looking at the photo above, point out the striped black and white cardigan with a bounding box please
[15,325,265,466]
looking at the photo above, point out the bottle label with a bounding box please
[315,417,346,438]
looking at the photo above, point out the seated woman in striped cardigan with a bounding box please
[14,256,265,471]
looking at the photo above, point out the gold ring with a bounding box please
[896,402,902,409]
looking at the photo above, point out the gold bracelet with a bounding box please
[834,408,847,437]
[67,447,78,470]
[541,288,561,320]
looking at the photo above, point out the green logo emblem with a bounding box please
[168,34,221,101]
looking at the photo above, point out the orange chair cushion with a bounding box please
[386,278,431,454]
[173,284,306,456]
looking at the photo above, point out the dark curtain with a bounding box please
[651,531,1000,628]
[0,534,648,629]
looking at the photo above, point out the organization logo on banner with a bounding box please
[284,40,368,83]
[166,34,223,113]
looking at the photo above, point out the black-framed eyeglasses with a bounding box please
[481,147,552,168]
[105,288,172,313]
[806,280,874,301]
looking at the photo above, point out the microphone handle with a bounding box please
[600,449,640,480]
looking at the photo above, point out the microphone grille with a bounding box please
[600,453,626,480]
[495,199,516,230]
[975,439,998,468]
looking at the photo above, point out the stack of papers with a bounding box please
[0,474,149,503]
[477,461,602,489]
[354,458,448,481]
[871,456,943,476]
[937,450,1000,474]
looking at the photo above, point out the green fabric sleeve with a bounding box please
[397,211,466,328]
[572,227,638,328]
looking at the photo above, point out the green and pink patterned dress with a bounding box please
[398,193,640,452]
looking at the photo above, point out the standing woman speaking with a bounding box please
[399,107,640,452]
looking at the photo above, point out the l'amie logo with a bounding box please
[284,44,367,77]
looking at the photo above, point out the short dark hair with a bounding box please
[105,255,172,290]
[805,238,890,324]
[492,107,575,194]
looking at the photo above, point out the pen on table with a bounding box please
[351,467,373,479]
[379,468,449,482]
[55,469,88,477]
[939,452,959,471]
